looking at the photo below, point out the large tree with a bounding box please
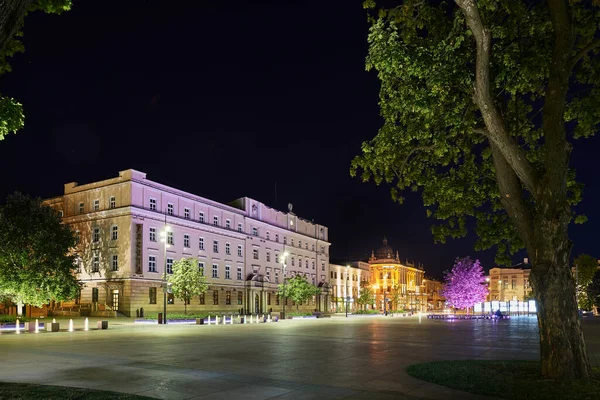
[357,280,375,310]
[351,0,600,378]
[0,0,71,140]
[167,258,208,315]
[0,192,80,314]
[441,257,488,311]
[277,275,319,311]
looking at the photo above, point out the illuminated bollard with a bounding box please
[268,314,272,323]
[222,315,225,325]
[35,319,39,333]
[207,315,211,326]
[69,319,74,332]
[84,318,89,331]
[16,319,20,334]
[53,318,56,323]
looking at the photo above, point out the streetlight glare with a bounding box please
[283,251,289,257]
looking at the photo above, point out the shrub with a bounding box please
[286,312,313,316]
[0,314,29,323]
[142,312,209,320]
[354,309,380,315]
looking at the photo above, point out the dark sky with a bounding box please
[0,0,598,280]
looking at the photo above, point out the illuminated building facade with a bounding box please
[424,279,445,311]
[328,262,370,312]
[368,238,427,312]
[43,169,331,317]
[486,260,532,302]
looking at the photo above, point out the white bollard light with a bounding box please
[35,319,39,333]
[16,318,20,334]
[84,318,89,331]
[207,315,211,326]
[69,319,74,332]
[53,318,56,323]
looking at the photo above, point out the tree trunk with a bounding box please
[0,0,32,54]
[16,300,23,316]
[184,301,187,316]
[529,224,592,379]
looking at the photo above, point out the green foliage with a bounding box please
[142,312,209,321]
[277,275,319,310]
[0,314,29,323]
[574,254,598,309]
[167,258,208,315]
[286,312,314,317]
[0,0,72,140]
[351,0,600,264]
[586,270,600,310]
[355,309,380,314]
[356,280,375,308]
[0,192,80,307]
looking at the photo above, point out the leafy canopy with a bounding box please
[277,275,319,310]
[441,257,488,309]
[351,0,600,264]
[167,257,208,315]
[0,0,71,140]
[0,192,80,306]
[357,279,375,308]
[574,254,598,309]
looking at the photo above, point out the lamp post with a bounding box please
[345,265,350,318]
[160,222,171,325]
[281,251,289,319]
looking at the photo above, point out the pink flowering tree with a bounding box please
[442,257,488,312]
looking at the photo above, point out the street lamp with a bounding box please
[280,251,289,319]
[160,223,172,325]
[345,265,350,318]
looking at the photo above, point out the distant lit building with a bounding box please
[424,279,445,311]
[486,258,532,302]
[368,238,427,312]
[329,262,370,312]
[43,169,331,317]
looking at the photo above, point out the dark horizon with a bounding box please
[0,0,598,280]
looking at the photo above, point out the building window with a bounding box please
[199,237,205,250]
[198,261,205,275]
[253,249,259,260]
[266,232,270,240]
[149,287,157,304]
[321,263,325,271]
[225,265,231,279]
[237,266,242,280]
[111,255,118,271]
[305,243,308,249]
[167,203,174,216]
[92,287,99,303]
[213,216,219,226]
[79,202,84,214]
[92,253,99,272]
[199,293,205,305]
[275,270,279,283]
[213,240,219,253]
[291,239,294,246]
[167,231,174,245]
[92,227,100,243]
[266,269,270,280]
[306,259,309,269]
[237,223,243,232]
[93,199,99,211]
[237,292,243,305]
[184,208,190,219]
[299,240,302,248]
[275,234,279,242]
[109,196,116,209]
[184,234,190,248]
[266,252,271,262]
[276,294,280,305]
[150,198,157,211]
[291,257,295,266]
[512,279,517,289]
[226,243,231,255]
[283,237,287,245]
[312,261,315,270]
[237,245,242,257]
[111,226,118,241]
[226,219,231,229]
[213,290,219,305]
[58,210,63,218]
[312,244,315,251]
[330,271,334,279]
[212,263,218,278]
[226,291,231,305]
[252,227,258,236]
[149,227,156,242]
[149,256,157,272]
[267,292,271,305]
[199,211,205,223]
[167,258,174,274]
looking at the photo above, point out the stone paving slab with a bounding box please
[1,316,599,399]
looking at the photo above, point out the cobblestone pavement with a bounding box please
[1,315,599,399]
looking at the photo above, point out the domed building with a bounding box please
[368,237,427,312]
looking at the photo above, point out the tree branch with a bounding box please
[490,142,534,247]
[571,38,600,70]
[397,145,436,180]
[454,0,540,197]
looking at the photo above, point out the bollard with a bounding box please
[16,318,20,334]
[84,318,89,331]
[222,315,225,325]
[69,319,74,332]
[268,314,272,323]
[35,319,39,333]
[207,315,211,326]
[53,318,56,323]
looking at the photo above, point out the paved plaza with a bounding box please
[1,315,600,399]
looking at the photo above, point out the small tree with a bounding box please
[0,192,80,314]
[356,280,374,310]
[390,284,403,311]
[167,258,208,315]
[574,254,598,310]
[441,257,488,312]
[586,270,600,314]
[277,275,319,311]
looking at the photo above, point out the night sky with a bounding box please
[0,0,598,279]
